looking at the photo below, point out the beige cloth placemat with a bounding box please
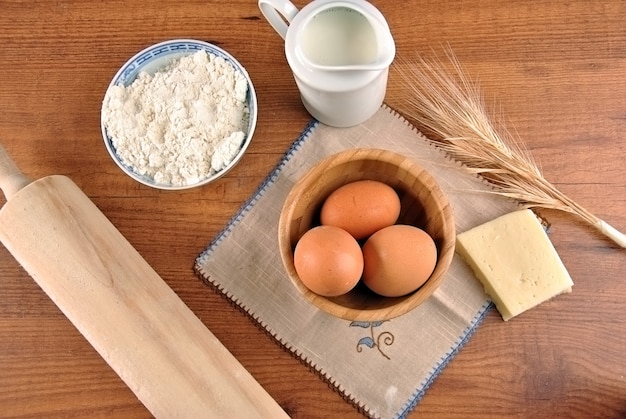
[195,106,518,418]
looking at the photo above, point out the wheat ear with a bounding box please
[393,50,626,248]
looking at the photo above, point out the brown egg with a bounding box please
[320,180,401,240]
[362,224,437,297]
[293,225,364,297]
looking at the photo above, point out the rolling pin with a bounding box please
[0,144,288,418]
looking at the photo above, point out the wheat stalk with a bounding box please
[392,49,626,248]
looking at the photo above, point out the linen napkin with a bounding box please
[195,106,518,418]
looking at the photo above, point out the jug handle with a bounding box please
[258,0,299,40]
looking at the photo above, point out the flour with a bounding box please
[102,50,249,186]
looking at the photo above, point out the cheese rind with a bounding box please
[456,209,573,321]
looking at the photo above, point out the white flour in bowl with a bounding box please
[102,50,249,186]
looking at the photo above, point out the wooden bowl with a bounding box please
[278,148,456,321]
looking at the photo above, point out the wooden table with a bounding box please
[1,1,625,417]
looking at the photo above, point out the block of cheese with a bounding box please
[456,209,573,321]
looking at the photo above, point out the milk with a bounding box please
[300,6,378,67]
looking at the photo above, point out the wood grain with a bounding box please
[1,0,625,418]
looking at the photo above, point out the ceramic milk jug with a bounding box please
[258,0,396,127]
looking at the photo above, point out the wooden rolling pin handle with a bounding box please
[0,143,31,200]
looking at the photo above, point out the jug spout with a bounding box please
[301,44,395,71]
[301,57,393,72]
[296,2,395,72]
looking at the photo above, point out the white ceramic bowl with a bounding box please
[101,39,257,190]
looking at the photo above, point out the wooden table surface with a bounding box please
[1,1,625,418]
